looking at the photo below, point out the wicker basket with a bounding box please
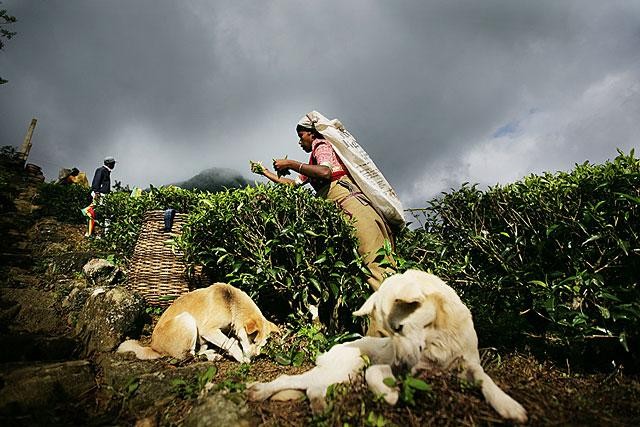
[127,210,204,306]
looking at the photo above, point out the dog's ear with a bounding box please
[392,283,426,305]
[389,299,422,332]
[428,293,450,330]
[245,319,259,335]
[353,292,379,317]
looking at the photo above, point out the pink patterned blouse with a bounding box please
[298,139,348,191]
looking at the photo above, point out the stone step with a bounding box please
[0,360,94,416]
[0,252,33,268]
[0,334,78,363]
[0,241,30,253]
[0,267,40,289]
[0,288,69,335]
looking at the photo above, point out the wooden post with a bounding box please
[19,118,38,163]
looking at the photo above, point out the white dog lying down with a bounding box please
[247,270,527,423]
[118,283,279,363]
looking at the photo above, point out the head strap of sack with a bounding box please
[298,111,346,134]
[297,113,317,131]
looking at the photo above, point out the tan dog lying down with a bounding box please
[118,283,279,363]
[247,270,527,423]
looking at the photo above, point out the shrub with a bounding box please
[94,185,203,260]
[91,183,369,330]
[399,150,640,362]
[0,145,23,213]
[33,182,90,224]
[176,183,370,331]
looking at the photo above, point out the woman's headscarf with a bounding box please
[297,114,315,130]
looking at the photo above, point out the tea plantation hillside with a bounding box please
[1,146,639,426]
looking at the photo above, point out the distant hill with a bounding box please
[172,167,250,192]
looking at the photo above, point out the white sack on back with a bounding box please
[298,111,405,229]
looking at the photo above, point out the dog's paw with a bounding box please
[245,383,272,401]
[365,364,399,406]
[226,345,250,363]
[198,349,222,361]
[496,398,528,423]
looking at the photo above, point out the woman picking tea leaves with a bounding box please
[251,113,397,290]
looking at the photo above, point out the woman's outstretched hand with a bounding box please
[250,160,266,175]
[273,158,292,178]
[252,158,298,185]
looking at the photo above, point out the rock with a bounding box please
[0,288,69,335]
[0,334,77,362]
[82,258,124,288]
[46,252,95,276]
[0,297,20,330]
[62,286,80,308]
[184,393,255,427]
[0,360,94,414]
[75,286,147,355]
[97,354,221,413]
[62,284,93,313]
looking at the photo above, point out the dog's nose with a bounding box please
[392,323,403,334]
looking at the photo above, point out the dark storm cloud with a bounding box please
[1,0,639,210]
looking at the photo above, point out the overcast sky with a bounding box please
[1,0,639,211]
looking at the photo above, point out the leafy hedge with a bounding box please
[94,185,202,260]
[399,150,640,361]
[175,184,369,330]
[32,149,639,364]
[32,182,91,224]
[93,183,369,330]
[0,146,23,214]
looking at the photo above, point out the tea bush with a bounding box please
[94,185,203,260]
[176,183,370,331]
[399,150,640,361]
[91,183,369,330]
[33,182,90,224]
[0,145,23,213]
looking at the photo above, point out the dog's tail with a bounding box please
[466,362,528,423]
[117,339,162,360]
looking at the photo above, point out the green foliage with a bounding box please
[398,150,640,359]
[0,2,17,85]
[374,238,421,274]
[112,376,140,417]
[264,323,361,366]
[122,377,140,400]
[93,182,369,329]
[0,145,20,162]
[94,185,202,260]
[145,306,165,316]
[363,411,391,427]
[383,375,432,406]
[176,183,370,330]
[171,366,217,400]
[33,182,90,224]
[0,146,21,212]
[214,363,250,393]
